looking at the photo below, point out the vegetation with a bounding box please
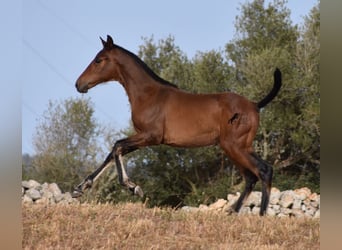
[22,203,320,249]
[23,98,115,192]
[23,0,320,206]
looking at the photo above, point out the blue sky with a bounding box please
[21,0,318,155]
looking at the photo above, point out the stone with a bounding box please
[22,194,33,204]
[291,209,304,218]
[270,204,281,214]
[252,206,261,215]
[309,193,319,201]
[48,183,62,197]
[277,213,288,217]
[54,193,64,203]
[35,196,49,204]
[304,205,316,217]
[303,198,311,207]
[41,189,54,200]
[294,187,311,200]
[280,207,292,215]
[199,204,209,211]
[26,188,42,201]
[209,199,227,210]
[316,195,320,206]
[266,207,276,216]
[41,182,49,190]
[301,204,306,212]
[239,207,251,215]
[227,193,239,206]
[314,209,320,219]
[244,191,261,207]
[292,195,302,210]
[222,203,231,213]
[279,191,295,208]
[271,187,281,193]
[310,200,319,208]
[181,206,199,212]
[22,180,41,190]
[270,190,281,205]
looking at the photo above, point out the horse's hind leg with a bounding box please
[233,169,258,213]
[222,145,273,216]
[251,153,273,216]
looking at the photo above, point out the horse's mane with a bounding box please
[114,45,178,89]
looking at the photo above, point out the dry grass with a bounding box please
[22,202,319,250]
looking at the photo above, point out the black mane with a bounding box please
[114,45,178,89]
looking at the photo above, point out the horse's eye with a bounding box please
[94,58,102,64]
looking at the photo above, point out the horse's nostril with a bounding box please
[75,82,88,93]
[75,82,81,92]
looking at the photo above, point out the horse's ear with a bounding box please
[106,35,114,47]
[100,36,106,47]
[100,35,114,49]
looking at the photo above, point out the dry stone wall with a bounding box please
[182,187,320,218]
[22,180,79,205]
[22,180,319,218]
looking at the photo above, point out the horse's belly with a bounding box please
[163,124,220,147]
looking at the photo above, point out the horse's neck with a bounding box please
[118,54,161,111]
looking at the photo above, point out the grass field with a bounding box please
[22,202,319,249]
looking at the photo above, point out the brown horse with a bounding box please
[73,35,281,216]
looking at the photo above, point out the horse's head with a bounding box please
[76,35,121,93]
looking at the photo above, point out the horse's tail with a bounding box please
[257,68,282,109]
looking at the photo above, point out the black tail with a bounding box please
[257,68,282,109]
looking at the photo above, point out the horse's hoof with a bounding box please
[72,189,83,198]
[134,185,144,197]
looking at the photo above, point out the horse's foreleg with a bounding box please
[114,152,143,197]
[112,134,159,197]
[72,151,114,198]
[72,133,158,198]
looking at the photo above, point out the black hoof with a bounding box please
[72,178,93,198]
[72,189,83,198]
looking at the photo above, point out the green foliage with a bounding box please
[27,98,107,192]
[138,35,193,87]
[183,173,242,207]
[272,166,320,194]
[226,0,298,68]
[128,145,228,206]
[191,50,233,93]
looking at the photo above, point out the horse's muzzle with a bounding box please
[75,81,88,93]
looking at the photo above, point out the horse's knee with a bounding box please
[113,141,123,156]
[251,153,272,183]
